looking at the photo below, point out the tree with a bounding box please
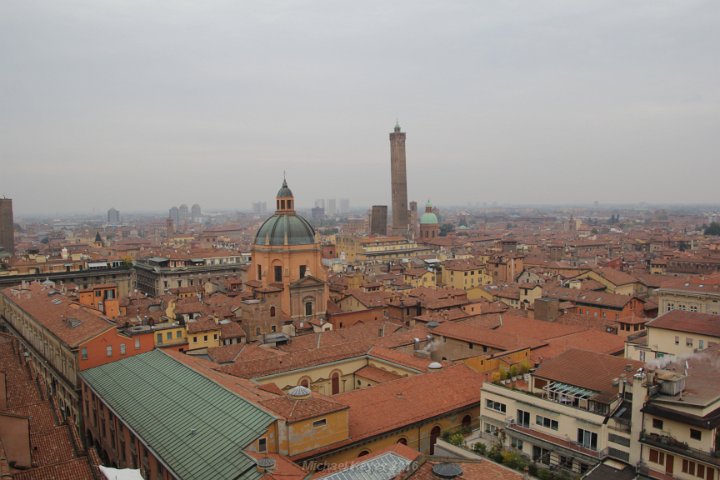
[440,223,455,237]
[705,222,720,236]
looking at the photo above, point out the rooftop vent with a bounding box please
[428,362,443,372]
[432,463,463,479]
[256,457,276,474]
[288,385,311,399]
[427,321,439,329]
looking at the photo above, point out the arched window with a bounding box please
[397,437,408,445]
[299,377,310,388]
[358,450,370,457]
[430,426,441,455]
[270,306,276,317]
[331,372,340,395]
[462,415,472,430]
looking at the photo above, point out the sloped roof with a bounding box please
[80,350,274,480]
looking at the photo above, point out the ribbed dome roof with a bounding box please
[255,214,315,246]
[277,179,293,198]
[420,212,438,225]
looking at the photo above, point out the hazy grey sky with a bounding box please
[2,0,719,215]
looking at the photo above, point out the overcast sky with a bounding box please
[1,0,719,215]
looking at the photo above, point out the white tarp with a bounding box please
[99,466,145,480]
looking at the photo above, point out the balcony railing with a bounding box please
[640,431,720,467]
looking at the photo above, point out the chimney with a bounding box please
[534,298,559,321]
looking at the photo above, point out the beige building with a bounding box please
[625,310,720,362]
[657,275,720,315]
[479,349,641,474]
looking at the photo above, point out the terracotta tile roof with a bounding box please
[530,329,626,363]
[410,459,523,479]
[534,349,643,397]
[186,317,219,333]
[592,266,638,286]
[219,340,370,379]
[647,310,720,337]
[333,364,482,441]
[2,283,115,348]
[0,333,97,479]
[367,346,439,373]
[544,286,642,309]
[354,365,403,383]
[245,452,308,479]
[259,392,349,423]
[219,321,245,339]
[433,318,548,351]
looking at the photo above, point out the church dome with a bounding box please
[420,200,438,225]
[255,214,316,246]
[255,177,315,246]
[420,211,438,225]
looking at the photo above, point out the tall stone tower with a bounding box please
[390,122,409,236]
[0,198,14,255]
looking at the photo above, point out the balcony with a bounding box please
[506,422,608,461]
[640,431,720,467]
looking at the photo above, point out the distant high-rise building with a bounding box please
[311,207,325,221]
[0,198,14,255]
[107,207,120,225]
[390,122,409,235]
[370,205,388,236]
[314,199,326,210]
[327,199,337,216]
[191,204,202,222]
[178,204,189,227]
[169,206,180,226]
[340,198,350,214]
[252,201,268,215]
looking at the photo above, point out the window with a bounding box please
[106,346,113,357]
[560,455,573,469]
[270,306,276,317]
[687,337,694,347]
[675,336,680,345]
[135,338,141,350]
[640,351,646,362]
[203,335,208,341]
[511,438,523,450]
[312,419,327,428]
[486,399,507,413]
[166,332,172,340]
[305,301,313,316]
[274,265,282,282]
[271,325,277,333]
[258,438,267,453]
[176,331,182,339]
[690,429,702,441]
[577,429,598,450]
[536,415,559,430]
[157,333,163,344]
[120,343,126,355]
[649,449,665,464]
[81,348,88,360]
[193,336,198,342]
[257,265,262,281]
[299,265,307,278]
[517,410,530,427]
[653,418,664,430]
[699,339,705,350]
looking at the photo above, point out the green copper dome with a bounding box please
[255,214,315,246]
[420,211,438,225]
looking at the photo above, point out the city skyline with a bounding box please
[2,0,720,215]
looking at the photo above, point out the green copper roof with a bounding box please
[277,178,293,198]
[80,350,274,480]
[255,213,316,246]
